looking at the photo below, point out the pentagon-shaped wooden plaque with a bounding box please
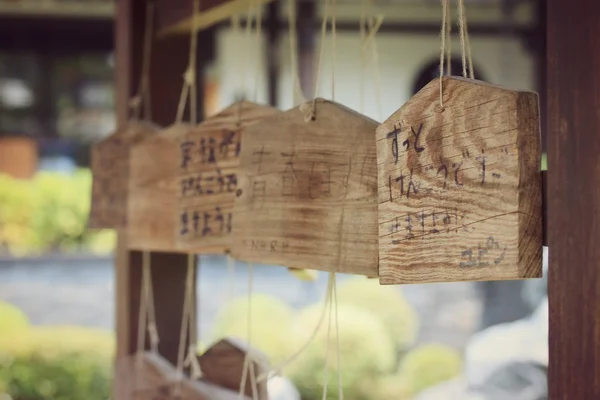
[115,352,246,400]
[199,337,270,400]
[231,99,379,276]
[127,123,191,251]
[376,76,542,284]
[175,102,278,254]
[89,121,158,230]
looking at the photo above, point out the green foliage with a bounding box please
[211,294,297,364]
[398,343,463,396]
[336,277,419,357]
[0,170,116,256]
[0,325,114,400]
[286,304,396,400]
[0,301,30,335]
[541,153,547,171]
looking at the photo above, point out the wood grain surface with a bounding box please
[89,121,158,230]
[231,98,379,276]
[115,352,246,400]
[199,337,269,400]
[376,76,542,284]
[127,123,191,252]
[175,101,278,254]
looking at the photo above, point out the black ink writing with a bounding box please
[386,124,401,164]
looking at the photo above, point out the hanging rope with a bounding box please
[439,0,449,108]
[445,0,452,76]
[129,0,155,121]
[306,0,332,121]
[289,0,306,105]
[175,0,201,125]
[238,263,260,400]
[457,0,474,79]
[256,272,335,382]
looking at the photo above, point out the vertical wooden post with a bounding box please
[547,0,600,398]
[114,2,198,398]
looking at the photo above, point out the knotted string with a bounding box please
[134,251,160,392]
[289,0,306,105]
[129,0,155,121]
[174,254,203,396]
[238,263,260,400]
[175,0,201,125]
[457,0,474,79]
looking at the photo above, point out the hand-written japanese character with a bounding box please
[459,249,477,268]
[251,179,267,209]
[201,212,212,236]
[476,149,486,185]
[389,217,401,234]
[405,213,414,239]
[214,207,224,232]
[402,123,425,153]
[180,140,195,169]
[394,169,419,199]
[281,150,297,196]
[430,211,440,234]
[219,130,238,158]
[215,169,225,193]
[180,212,189,235]
[226,212,232,233]
[252,147,270,174]
[386,124,401,164]
[453,162,464,186]
[437,161,448,190]
[193,211,200,233]
[225,173,237,192]
[477,243,490,267]
[418,211,427,236]
[309,162,333,199]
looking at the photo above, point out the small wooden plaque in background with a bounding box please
[231,99,379,276]
[376,76,542,284]
[89,122,158,230]
[115,352,245,400]
[175,102,278,254]
[127,123,190,252]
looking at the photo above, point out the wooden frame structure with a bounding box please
[114,0,600,398]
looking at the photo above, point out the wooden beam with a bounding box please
[114,2,198,397]
[547,0,600,398]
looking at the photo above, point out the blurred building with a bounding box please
[0,0,543,178]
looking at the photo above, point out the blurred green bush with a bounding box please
[0,301,114,400]
[286,303,396,400]
[211,293,297,365]
[336,277,419,361]
[398,343,463,396]
[0,170,115,256]
[0,301,30,335]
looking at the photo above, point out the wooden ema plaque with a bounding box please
[115,352,246,400]
[88,121,157,230]
[376,76,542,284]
[127,123,190,251]
[175,102,278,254]
[198,337,270,400]
[231,99,379,276]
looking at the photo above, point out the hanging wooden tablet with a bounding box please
[88,121,158,230]
[376,76,542,284]
[175,101,278,254]
[115,352,246,400]
[199,337,270,400]
[231,99,379,276]
[127,123,191,251]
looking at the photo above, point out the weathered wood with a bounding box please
[127,124,191,252]
[231,98,379,276]
[89,122,158,230]
[115,352,246,400]
[199,337,269,400]
[175,102,278,254]
[156,0,275,37]
[547,0,600,398]
[376,76,542,284]
[114,6,198,400]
